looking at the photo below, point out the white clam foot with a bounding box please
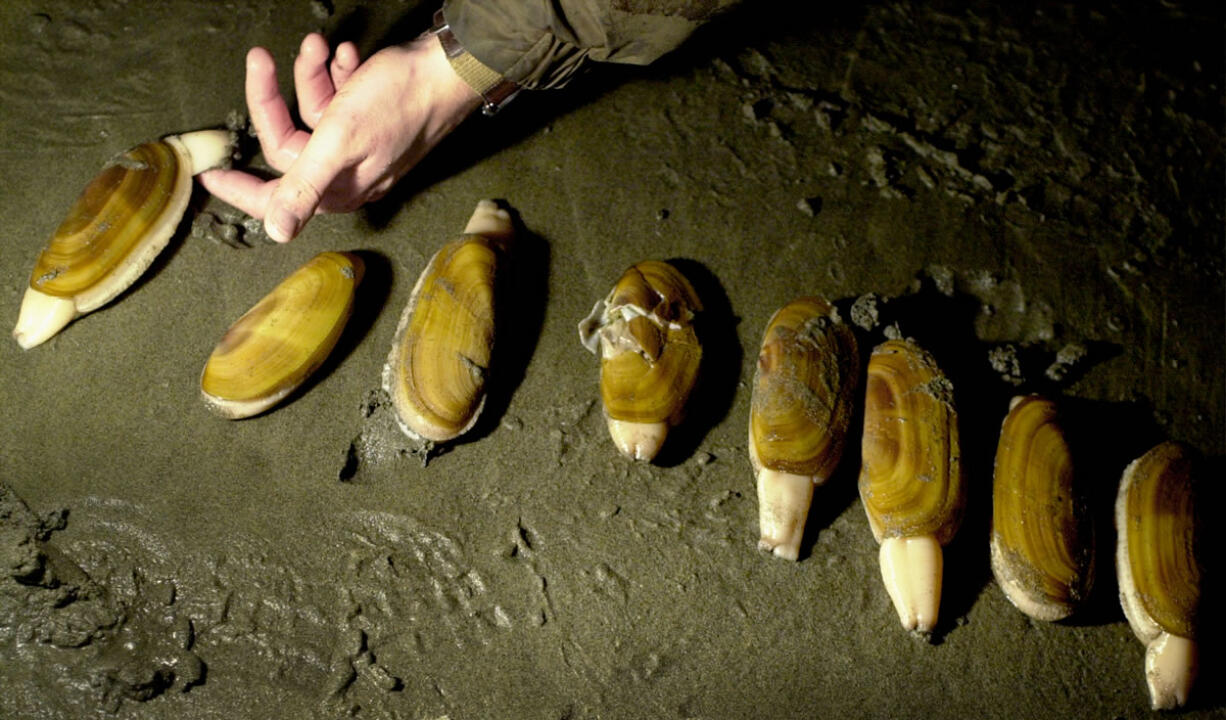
[879,535,943,633]
[756,469,815,561]
[13,288,77,350]
[169,129,235,175]
[1145,632,1197,710]
[463,199,513,240]
[606,417,667,462]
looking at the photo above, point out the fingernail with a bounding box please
[266,207,297,243]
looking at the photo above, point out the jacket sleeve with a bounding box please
[441,0,741,90]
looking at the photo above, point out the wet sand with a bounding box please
[1,1,1222,718]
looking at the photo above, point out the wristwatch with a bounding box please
[429,9,520,116]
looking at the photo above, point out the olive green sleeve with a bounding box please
[440,0,742,90]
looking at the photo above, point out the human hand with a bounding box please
[199,32,482,243]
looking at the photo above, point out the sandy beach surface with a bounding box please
[1,1,1222,718]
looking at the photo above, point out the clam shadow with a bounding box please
[360,70,619,233]
[879,280,1009,641]
[821,279,1144,641]
[878,286,1180,644]
[794,297,870,562]
[1019,340,1122,393]
[1194,452,1225,712]
[272,249,393,414]
[650,258,742,468]
[454,203,551,446]
[1057,397,1165,628]
[797,438,864,563]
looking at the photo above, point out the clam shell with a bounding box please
[383,200,513,443]
[749,296,859,560]
[1116,441,1201,709]
[1117,441,1200,641]
[749,296,859,478]
[13,129,233,349]
[859,339,963,543]
[578,260,702,462]
[201,251,362,419]
[990,395,1094,621]
[859,338,962,633]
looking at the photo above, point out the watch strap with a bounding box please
[430,9,520,116]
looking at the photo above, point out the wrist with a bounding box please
[409,31,483,121]
[428,9,520,116]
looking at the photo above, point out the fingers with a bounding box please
[263,124,349,243]
[246,46,309,172]
[218,35,389,242]
[330,41,360,90]
[210,36,372,242]
[293,33,336,129]
[197,168,279,220]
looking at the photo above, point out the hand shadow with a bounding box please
[346,0,850,232]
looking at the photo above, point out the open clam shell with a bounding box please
[382,200,514,444]
[749,296,859,560]
[13,130,233,349]
[577,260,702,462]
[1116,441,1201,710]
[990,395,1094,621]
[859,338,963,633]
[201,251,362,419]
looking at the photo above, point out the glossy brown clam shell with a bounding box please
[859,339,963,544]
[1118,441,1200,639]
[386,235,501,442]
[14,129,233,349]
[201,251,363,419]
[991,395,1094,621]
[749,296,859,479]
[597,261,702,426]
[383,200,515,444]
[31,140,183,306]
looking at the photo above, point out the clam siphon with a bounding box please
[859,338,963,634]
[578,260,702,462]
[1116,441,1201,710]
[749,296,859,561]
[382,200,514,444]
[201,251,363,419]
[13,130,234,349]
[991,395,1094,621]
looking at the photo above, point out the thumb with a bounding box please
[264,131,345,243]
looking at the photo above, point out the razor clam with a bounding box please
[382,200,513,443]
[13,130,234,349]
[201,251,363,419]
[859,338,963,633]
[990,395,1094,621]
[1116,441,1201,710]
[749,296,859,561]
[578,260,702,462]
